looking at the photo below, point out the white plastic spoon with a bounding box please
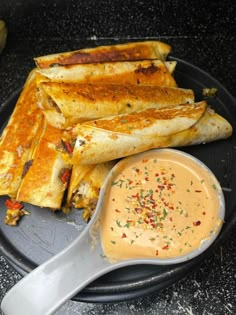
[1,149,225,315]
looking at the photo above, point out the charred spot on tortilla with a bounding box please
[134,63,160,75]
[22,160,33,178]
[78,139,86,146]
[49,63,63,67]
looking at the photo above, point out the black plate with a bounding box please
[0,57,236,303]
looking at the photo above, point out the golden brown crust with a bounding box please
[83,102,206,134]
[34,41,171,69]
[16,121,72,209]
[0,70,43,197]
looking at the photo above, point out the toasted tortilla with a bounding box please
[38,82,194,128]
[67,162,115,212]
[67,164,94,206]
[34,41,171,69]
[36,60,177,87]
[16,120,72,209]
[0,70,43,197]
[72,102,232,165]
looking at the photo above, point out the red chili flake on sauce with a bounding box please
[193,220,201,226]
[115,209,121,213]
[132,192,139,199]
[195,190,202,193]
[155,250,159,256]
[202,211,206,215]
[142,159,148,163]
[122,233,127,238]
[145,177,149,181]
[155,173,159,177]
[162,244,169,250]
[169,217,173,222]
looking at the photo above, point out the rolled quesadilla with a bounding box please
[67,164,94,206]
[16,120,72,209]
[0,70,43,197]
[36,60,177,87]
[67,162,115,221]
[34,41,171,69]
[38,83,194,128]
[72,102,232,165]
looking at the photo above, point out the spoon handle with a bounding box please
[1,230,111,315]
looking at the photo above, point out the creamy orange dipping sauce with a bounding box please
[100,150,223,261]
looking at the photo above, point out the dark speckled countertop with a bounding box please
[0,1,236,314]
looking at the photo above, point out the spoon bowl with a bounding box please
[1,149,225,315]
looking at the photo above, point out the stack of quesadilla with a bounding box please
[0,40,232,224]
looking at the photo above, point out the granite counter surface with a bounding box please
[0,1,236,314]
